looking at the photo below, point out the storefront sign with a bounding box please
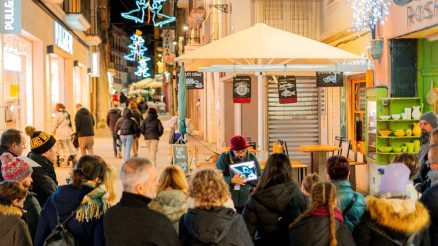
[0,0,21,34]
[406,0,438,26]
[91,52,100,77]
[172,144,189,174]
[277,76,297,104]
[233,76,251,103]
[55,22,73,54]
[185,71,203,89]
[316,72,344,87]
[162,29,175,64]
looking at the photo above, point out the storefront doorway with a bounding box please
[48,54,65,116]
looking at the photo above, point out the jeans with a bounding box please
[111,132,121,156]
[120,135,134,162]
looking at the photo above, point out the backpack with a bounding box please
[43,196,81,246]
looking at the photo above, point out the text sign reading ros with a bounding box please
[55,22,73,54]
[0,0,21,34]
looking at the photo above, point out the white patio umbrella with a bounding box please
[177,23,367,154]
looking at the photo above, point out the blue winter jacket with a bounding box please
[332,179,366,231]
[34,185,105,246]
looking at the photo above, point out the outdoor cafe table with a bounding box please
[297,145,341,179]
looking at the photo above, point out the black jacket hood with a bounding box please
[252,183,303,212]
[183,207,240,243]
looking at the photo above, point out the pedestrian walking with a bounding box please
[52,103,76,166]
[115,108,140,162]
[179,168,253,245]
[25,126,58,206]
[0,129,26,181]
[1,153,41,241]
[326,156,365,231]
[140,108,163,164]
[243,153,308,245]
[0,180,32,246]
[215,135,262,213]
[34,155,110,246]
[129,101,143,157]
[119,92,128,108]
[149,165,189,233]
[104,158,180,246]
[353,163,430,246]
[289,182,356,246]
[74,104,95,156]
[106,102,122,159]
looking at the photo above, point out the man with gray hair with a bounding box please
[104,158,179,245]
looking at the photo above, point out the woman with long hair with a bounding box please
[52,103,76,166]
[0,181,32,246]
[34,155,110,246]
[242,153,308,245]
[289,182,356,246]
[179,168,252,245]
[149,165,189,232]
[115,108,140,162]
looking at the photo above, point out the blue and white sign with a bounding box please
[54,22,73,54]
[0,0,21,34]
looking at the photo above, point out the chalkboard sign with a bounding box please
[186,71,204,89]
[233,76,251,103]
[278,76,297,104]
[316,72,343,87]
[172,144,190,174]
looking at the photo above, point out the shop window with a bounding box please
[391,39,418,97]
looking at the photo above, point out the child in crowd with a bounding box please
[301,173,320,196]
[393,153,420,199]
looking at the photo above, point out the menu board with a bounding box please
[185,71,204,89]
[277,76,297,104]
[172,144,189,174]
[233,76,251,103]
[316,72,343,87]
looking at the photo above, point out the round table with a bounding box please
[297,145,341,180]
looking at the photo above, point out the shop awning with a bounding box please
[177,23,367,72]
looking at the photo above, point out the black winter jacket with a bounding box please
[106,108,121,132]
[179,206,253,246]
[27,152,58,206]
[420,183,438,246]
[353,196,430,246]
[289,216,356,246]
[140,114,164,140]
[131,109,143,126]
[75,108,95,137]
[115,110,140,136]
[104,192,179,246]
[243,183,308,245]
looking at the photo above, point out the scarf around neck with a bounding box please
[76,181,110,222]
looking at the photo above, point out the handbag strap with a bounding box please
[342,192,357,217]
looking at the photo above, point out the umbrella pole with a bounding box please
[257,58,264,160]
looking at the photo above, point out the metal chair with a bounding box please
[332,136,343,156]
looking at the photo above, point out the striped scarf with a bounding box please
[76,181,110,222]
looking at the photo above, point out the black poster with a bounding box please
[185,71,204,89]
[278,76,297,104]
[172,144,189,174]
[233,76,251,103]
[316,72,344,87]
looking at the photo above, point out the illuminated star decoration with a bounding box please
[134,56,151,77]
[121,0,176,27]
[124,30,147,61]
[350,0,390,37]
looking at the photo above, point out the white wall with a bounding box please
[322,0,353,38]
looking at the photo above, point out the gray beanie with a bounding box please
[420,112,438,128]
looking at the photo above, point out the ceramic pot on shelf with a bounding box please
[413,123,421,136]
[412,106,421,120]
[414,140,421,152]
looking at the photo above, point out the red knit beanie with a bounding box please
[230,135,250,151]
[0,153,33,182]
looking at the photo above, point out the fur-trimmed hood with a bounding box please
[366,196,430,234]
[0,204,23,217]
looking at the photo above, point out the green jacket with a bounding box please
[24,192,41,241]
[332,179,365,231]
[215,151,262,208]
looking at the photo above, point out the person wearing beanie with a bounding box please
[0,152,41,241]
[215,135,262,214]
[414,111,438,193]
[25,126,58,206]
[353,163,430,246]
[0,128,26,181]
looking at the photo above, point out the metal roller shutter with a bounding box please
[268,76,321,163]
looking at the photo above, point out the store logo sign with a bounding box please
[55,22,73,54]
[91,52,100,77]
[0,0,21,34]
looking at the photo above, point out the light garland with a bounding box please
[124,30,147,61]
[121,0,176,27]
[350,0,390,33]
[134,56,151,77]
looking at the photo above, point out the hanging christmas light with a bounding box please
[124,30,147,61]
[135,56,151,78]
[121,0,176,27]
[350,0,390,37]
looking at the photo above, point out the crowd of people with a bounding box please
[0,107,438,245]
